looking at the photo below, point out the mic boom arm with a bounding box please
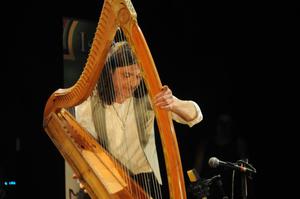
[208,157,256,174]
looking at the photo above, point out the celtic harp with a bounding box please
[43,0,186,198]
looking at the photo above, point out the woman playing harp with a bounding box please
[44,0,203,198]
[74,36,203,199]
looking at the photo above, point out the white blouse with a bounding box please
[75,96,203,184]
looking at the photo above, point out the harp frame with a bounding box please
[43,0,186,198]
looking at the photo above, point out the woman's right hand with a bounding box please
[73,173,87,192]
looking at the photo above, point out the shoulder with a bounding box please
[75,97,92,115]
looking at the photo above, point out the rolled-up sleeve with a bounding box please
[171,101,203,127]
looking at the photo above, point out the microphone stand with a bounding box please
[240,159,248,199]
[238,158,256,199]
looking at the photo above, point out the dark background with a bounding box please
[1,0,289,198]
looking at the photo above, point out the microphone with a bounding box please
[208,157,256,174]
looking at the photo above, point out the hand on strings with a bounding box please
[153,85,200,122]
[153,85,175,111]
[72,173,88,193]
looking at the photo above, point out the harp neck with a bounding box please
[44,0,137,117]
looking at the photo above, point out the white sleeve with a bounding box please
[75,97,98,139]
[171,101,203,127]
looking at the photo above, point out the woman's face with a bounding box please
[112,64,142,99]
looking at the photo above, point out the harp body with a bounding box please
[43,0,186,198]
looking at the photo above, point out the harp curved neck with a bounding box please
[44,0,137,117]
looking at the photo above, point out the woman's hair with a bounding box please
[97,41,147,105]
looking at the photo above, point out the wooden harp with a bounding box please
[43,0,186,198]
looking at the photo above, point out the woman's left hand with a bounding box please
[153,85,175,111]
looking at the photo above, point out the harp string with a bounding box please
[89,28,135,194]
[93,28,163,198]
[111,30,140,196]
[100,29,133,193]
[112,29,134,194]
[128,36,162,199]
[114,29,150,197]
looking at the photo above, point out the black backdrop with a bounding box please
[1,0,285,198]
